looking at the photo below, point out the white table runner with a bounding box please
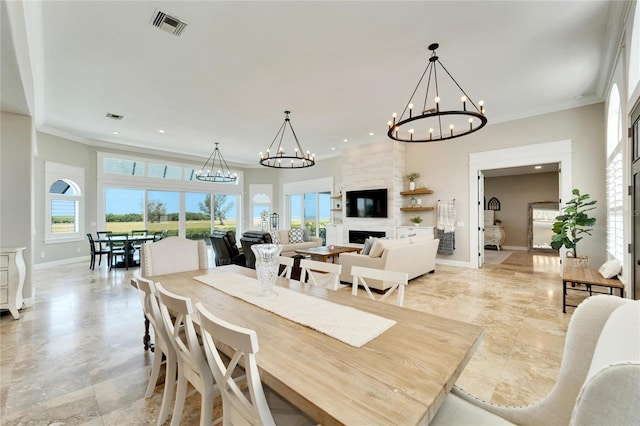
[194,272,395,347]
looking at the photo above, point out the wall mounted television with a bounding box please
[345,188,388,218]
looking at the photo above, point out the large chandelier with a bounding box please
[195,142,237,182]
[259,110,315,169]
[388,43,487,143]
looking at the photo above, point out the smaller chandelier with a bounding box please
[388,43,487,143]
[259,110,315,169]
[195,142,237,182]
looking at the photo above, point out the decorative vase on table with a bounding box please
[251,244,282,296]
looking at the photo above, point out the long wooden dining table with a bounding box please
[145,264,484,425]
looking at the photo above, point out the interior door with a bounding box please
[478,170,485,267]
[631,100,640,299]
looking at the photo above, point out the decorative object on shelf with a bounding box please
[551,188,597,257]
[410,196,417,207]
[406,172,420,191]
[410,216,423,225]
[260,210,269,231]
[417,198,422,206]
[487,197,501,210]
[259,110,315,169]
[387,43,487,143]
[195,142,238,182]
[270,212,279,230]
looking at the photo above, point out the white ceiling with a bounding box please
[1,1,628,167]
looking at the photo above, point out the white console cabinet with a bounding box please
[325,224,344,246]
[396,226,434,239]
[484,226,506,250]
[1,247,26,319]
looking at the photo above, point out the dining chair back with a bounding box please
[278,256,294,279]
[96,230,112,251]
[131,273,177,426]
[431,295,638,426]
[141,236,208,277]
[108,232,130,270]
[155,283,219,426]
[131,229,148,237]
[350,265,408,307]
[87,233,110,270]
[196,302,276,426]
[299,258,342,290]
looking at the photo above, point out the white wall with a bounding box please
[405,103,606,266]
[1,112,34,303]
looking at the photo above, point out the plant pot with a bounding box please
[409,181,416,191]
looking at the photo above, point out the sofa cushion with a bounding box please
[302,228,311,242]
[362,237,377,255]
[278,230,290,244]
[369,238,410,258]
[289,228,305,243]
[269,231,281,245]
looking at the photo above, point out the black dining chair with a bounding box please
[87,233,110,270]
[108,233,130,270]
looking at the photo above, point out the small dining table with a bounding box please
[96,234,156,268]
[142,264,484,425]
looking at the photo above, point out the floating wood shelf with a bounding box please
[331,194,342,199]
[330,208,342,211]
[400,188,434,195]
[400,207,434,211]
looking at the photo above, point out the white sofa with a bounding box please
[338,234,439,291]
[272,229,322,254]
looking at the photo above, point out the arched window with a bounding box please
[45,162,84,242]
[606,84,623,261]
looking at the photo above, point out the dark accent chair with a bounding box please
[240,231,273,269]
[210,230,245,267]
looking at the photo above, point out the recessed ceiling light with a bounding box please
[112,131,120,135]
[534,165,542,169]
[343,139,348,143]
[331,147,336,151]
[369,132,374,136]
[158,129,165,133]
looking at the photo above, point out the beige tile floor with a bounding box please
[1,249,575,425]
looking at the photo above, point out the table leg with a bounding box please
[143,316,154,352]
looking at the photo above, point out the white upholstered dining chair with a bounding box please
[196,302,316,426]
[350,265,408,307]
[141,236,208,278]
[278,256,294,279]
[299,258,342,290]
[131,273,177,426]
[431,295,640,426]
[155,283,219,426]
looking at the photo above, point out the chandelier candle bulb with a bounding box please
[435,97,440,112]
[409,103,414,118]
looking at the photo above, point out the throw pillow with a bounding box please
[269,231,281,245]
[289,228,305,244]
[599,258,622,278]
[302,228,311,242]
[362,237,376,255]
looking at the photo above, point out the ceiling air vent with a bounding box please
[151,9,187,36]
[105,113,125,120]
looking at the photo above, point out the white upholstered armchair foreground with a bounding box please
[140,236,208,277]
[431,295,640,426]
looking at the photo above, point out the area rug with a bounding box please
[484,250,513,264]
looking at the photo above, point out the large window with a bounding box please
[288,191,331,242]
[606,84,624,261]
[45,162,84,243]
[98,153,242,240]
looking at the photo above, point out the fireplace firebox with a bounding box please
[349,230,386,244]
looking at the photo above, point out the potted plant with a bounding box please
[406,172,420,191]
[551,188,597,258]
[410,216,423,225]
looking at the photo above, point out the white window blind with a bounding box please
[606,84,623,261]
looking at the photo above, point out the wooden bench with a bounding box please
[562,266,624,313]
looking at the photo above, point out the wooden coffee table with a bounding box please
[295,245,361,263]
